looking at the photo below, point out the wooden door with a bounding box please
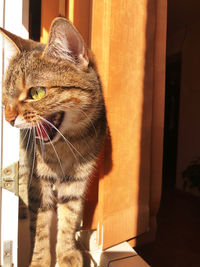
[41,0,167,249]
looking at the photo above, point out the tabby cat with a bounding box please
[0,17,106,267]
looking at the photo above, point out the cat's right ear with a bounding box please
[43,18,89,69]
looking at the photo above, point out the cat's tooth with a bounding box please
[36,136,48,142]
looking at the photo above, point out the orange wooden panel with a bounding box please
[82,145,104,229]
[58,0,66,17]
[67,0,92,46]
[91,0,166,249]
[40,0,60,43]
[41,0,92,50]
[91,0,150,248]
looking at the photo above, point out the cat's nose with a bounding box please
[5,108,18,126]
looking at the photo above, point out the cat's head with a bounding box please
[1,18,103,143]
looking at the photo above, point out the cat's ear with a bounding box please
[0,27,41,55]
[43,18,89,69]
[0,28,21,58]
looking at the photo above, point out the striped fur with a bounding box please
[1,18,106,267]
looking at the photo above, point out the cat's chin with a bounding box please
[36,111,65,143]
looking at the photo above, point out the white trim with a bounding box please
[0,1,29,266]
[77,230,150,267]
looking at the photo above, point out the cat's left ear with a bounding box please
[0,27,42,54]
[0,28,21,59]
[43,18,89,69]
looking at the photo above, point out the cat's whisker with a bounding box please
[39,123,65,178]
[29,126,36,189]
[20,128,29,145]
[25,128,32,155]
[77,108,97,137]
[36,121,45,159]
[40,130,46,158]
[38,115,84,161]
[59,104,97,137]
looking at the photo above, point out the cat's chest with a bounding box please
[35,146,74,180]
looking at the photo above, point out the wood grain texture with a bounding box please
[91,0,166,249]
[40,0,59,43]
[91,0,152,248]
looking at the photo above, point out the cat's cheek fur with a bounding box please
[45,110,85,144]
[56,111,81,136]
[51,109,93,143]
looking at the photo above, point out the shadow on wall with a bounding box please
[28,0,41,41]
[136,0,166,246]
[182,158,200,196]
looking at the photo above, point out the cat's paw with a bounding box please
[56,250,83,267]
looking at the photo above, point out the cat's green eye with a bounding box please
[29,87,46,100]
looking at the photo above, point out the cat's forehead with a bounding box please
[4,49,97,102]
[4,51,45,91]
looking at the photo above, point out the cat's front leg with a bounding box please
[29,176,55,267]
[56,181,85,267]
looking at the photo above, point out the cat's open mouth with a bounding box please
[36,112,64,142]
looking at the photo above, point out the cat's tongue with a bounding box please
[36,122,51,140]
[36,112,64,142]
